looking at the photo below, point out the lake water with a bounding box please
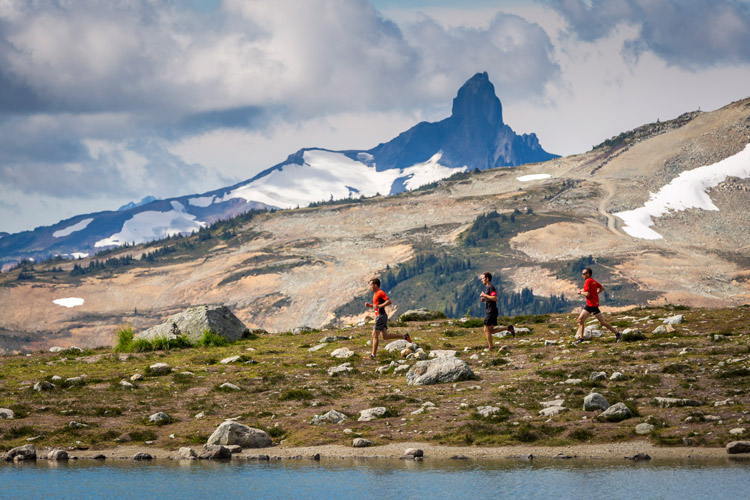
[2,458,749,500]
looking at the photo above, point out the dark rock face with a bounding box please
[368,72,558,173]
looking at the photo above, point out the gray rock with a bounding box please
[476,406,501,418]
[406,357,474,386]
[219,356,242,364]
[133,452,153,461]
[311,409,348,425]
[726,441,750,454]
[5,444,36,461]
[119,380,134,389]
[0,408,14,419]
[610,372,626,381]
[328,363,353,376]
[330,347,355,359]
[663,315,685,325]
[206,421,272,448]
[597,402,633,422]
[149,412,171,424]
[654,397,702,408]
[427,349,457,358]
[308,344,327,352]
[564,378,583,385]
[589,372,607,381]
[394,364,411,374]
[713,335,728,342]
[384,340,411,352]
[652,325,668,334]
[358,407,388,422]
[33,381,56,392]
[148,363,172,375]
[403,448,424,458]
[375,361,398,374]
[635,423,655,435]
[178,447,197,459]
[199,445,232,460]
[320,335,352,343]
[398,308,444,321]
[538,406,567,417]
[583,393,610,411]
[621,328,640,335]
[540,399,564,408]
[135,305,248,344]
[226,444,243,454]
[352,438,372,448]
[47,449,69,461]
[218,382,241,391]
[292,326,314,335]
[69,421,89,429]
[729,428,745,436]
[131,373,144,381]
[544,340,558,346]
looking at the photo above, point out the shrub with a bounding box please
[513,423,538,443]
[279,389,314,401]
[569,428,594,442]
[622,331,646,342]
[114,326,135,352]
[472,406,512,423]
[197,330,228,347]
[717,368,750,379]
[662,364,693,374]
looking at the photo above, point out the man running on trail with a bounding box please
[479,272,515,349]
[574,267,621,344]
[365,277,411,359]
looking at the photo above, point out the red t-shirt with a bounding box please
[373,289,389,316]
[584,278,600,307]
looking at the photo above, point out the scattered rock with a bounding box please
[652,325,668,334]
[399,308,444,321]
[635,423,655,435]
[553,453,573,459]
[384,340,411,352]
[178,447,198,459]
[133,452,153,461]
[119,380,134,389]
[663,315,685,325]
[406,357,474,386]
[69,421,89,429]
[135,305,249,344]
[358,407,388,422]
[218,382,241,391]
[292,326,314,335]
[375,361,398,374]
[47,449,69,461]
[330,347,355,359]
[328,363,354,376]
[33,381,56,392]
[729,428,745,436]
[403,448,424,459]
[352,438,372,448]
[476,406,502,418]
[428,350,457,358]
[539,406,567,417]
[308,344,327,352]
[654,397,702,408]
[597,402,633,422]
[149,412,171,424]
[626,453,651,461]
[450,455,469,460]
[130,373,144,382]
[148,363,172,375]
[564,378,583,385]
[0,408,14,419]
[540,399,564,408]
[726,441,750,454]
[394,365,410,374]
[206,421,272,448]
[219,356,241,364]
[589,371,607,381]
[311,409,348,425]
[583,393,610,411]
[92,454,106,460]
[610,372,626,381]
[199,445,232,460]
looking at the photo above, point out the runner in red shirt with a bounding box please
[364,277,412,359]
[575,267,620,343]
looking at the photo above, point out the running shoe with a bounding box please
[573,338,583,345]
[404,333,413,343]
[363,353,376,360]
[507,324,516,338]
[615,332,622,343]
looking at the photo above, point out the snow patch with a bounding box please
[188,196,214,208]
[94,204,205,248]
[222,150,465,209]
[615,143,750,240]
[53,218,94,238]
[70,252,89,259]
[53,297,84,308]
[517,174,551,182]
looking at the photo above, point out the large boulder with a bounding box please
[310,410,348,425]
[134,305,248,344]
[406,357,474,386]
[0,408,14,419]
[583,393,610,411]
[206,421,272,449]
[596,402,633,422]
[726,441,750,454]
[5,444,37,461]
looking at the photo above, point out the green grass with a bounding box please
[197,330,229,347]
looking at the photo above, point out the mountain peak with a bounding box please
[451,71,503,127]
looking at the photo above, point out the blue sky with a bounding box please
[1,0,750,233]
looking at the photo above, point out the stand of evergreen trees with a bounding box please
[380,254,472,291]
[70,255,134,276]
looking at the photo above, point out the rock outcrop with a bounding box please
[134,305,248,344]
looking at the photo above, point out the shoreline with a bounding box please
[17,442,743,462]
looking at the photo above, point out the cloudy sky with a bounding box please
[1,0,749,234]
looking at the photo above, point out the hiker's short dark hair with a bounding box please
[583,268,593,276]
[482,272,492,281]
[369,277,380,287]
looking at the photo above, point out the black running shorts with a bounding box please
[584,305,601,315]
[374,313,388,331]
[484,312,498,326]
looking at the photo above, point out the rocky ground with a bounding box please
[1,305,748,460]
